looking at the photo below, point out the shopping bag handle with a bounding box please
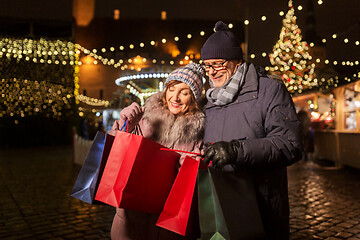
[120,119,128,132]
[133,124,144,136]
[120,119,143,136]
[160,148,203,156]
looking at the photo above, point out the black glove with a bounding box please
[203,140,240,168]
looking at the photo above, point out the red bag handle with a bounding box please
[160,148,202,156]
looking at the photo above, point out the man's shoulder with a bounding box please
[258,74,292,101]
[250,63,285,88]
[257,74,286,94]
[262,74,285,86]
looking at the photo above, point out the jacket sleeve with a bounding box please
[236,81,303,169]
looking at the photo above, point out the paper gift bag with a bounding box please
[197,167,265,240]
[95,129,180,213]
[71,131,114,204]
[156,156,200,236]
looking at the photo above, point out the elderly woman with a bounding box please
[109,63,205,240]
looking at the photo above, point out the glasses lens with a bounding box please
[204,61,227,72]
[213,64,225,71]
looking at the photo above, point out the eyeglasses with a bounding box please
[202,60,228,72]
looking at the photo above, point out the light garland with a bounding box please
[77,94,110,107]
[74,44,80,104]
[115,72,170,85]
[1,78,74,119]
[0,37,77,66]
[76,42,199,70]
[1,17,350,74]
[1,9,358,117]
[116,73,171,105]
[0,37,77,119]
[125,84,158,106]
[269,0,316,93]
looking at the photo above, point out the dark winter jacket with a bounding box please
[204,63,303,240]
[111,92,205,240]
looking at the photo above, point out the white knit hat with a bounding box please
[165,63,204,102]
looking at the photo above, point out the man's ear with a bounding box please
[236,60,243,66]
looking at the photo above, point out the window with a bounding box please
[114,9,120,20]
[161,11,167,20]
[343,82,360,130]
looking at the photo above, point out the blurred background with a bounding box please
[1,1,360,239]
[0,0,359,161]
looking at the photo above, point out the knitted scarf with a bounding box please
[206,62,248,106]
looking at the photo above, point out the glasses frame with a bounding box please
[203,60,228,72]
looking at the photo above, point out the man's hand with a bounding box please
[203,140,240,168]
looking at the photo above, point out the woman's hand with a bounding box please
[109,102,144,136]
[120,102,144,124]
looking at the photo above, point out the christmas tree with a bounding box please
[269,0,315,93]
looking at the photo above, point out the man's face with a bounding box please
[203,59,241,87]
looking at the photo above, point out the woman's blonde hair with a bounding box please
[161,80,201,115]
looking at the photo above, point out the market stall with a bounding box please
[292,80,360,169]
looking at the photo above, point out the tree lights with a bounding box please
[269,0,316,93]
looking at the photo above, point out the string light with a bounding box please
[1,78,74,119]
[0,37,77,119]
[1,15,357,112]
[77,94,110,107]
[115,72,170,85]
[69,17,357,73]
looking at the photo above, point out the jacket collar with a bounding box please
[204,63,259,109]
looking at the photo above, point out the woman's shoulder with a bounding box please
[144,92,163,108]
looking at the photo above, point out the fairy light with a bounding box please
[115,72,170,85]
[77,94,109,107]
[0,37,77,119]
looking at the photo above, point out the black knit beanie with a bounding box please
[201,21,243,60]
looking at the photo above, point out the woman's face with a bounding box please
[165,82,193,116]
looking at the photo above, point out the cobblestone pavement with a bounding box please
[288,160,360,240]
[1,146,360,239]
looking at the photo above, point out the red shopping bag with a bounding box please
[156,155,200,236]
[94,128,180,214]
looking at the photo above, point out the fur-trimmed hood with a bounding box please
[141,92,205,148]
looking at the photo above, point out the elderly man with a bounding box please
[201,21,303,240]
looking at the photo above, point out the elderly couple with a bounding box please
[109,21,303,240]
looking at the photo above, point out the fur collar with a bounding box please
[142,92,205,148]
